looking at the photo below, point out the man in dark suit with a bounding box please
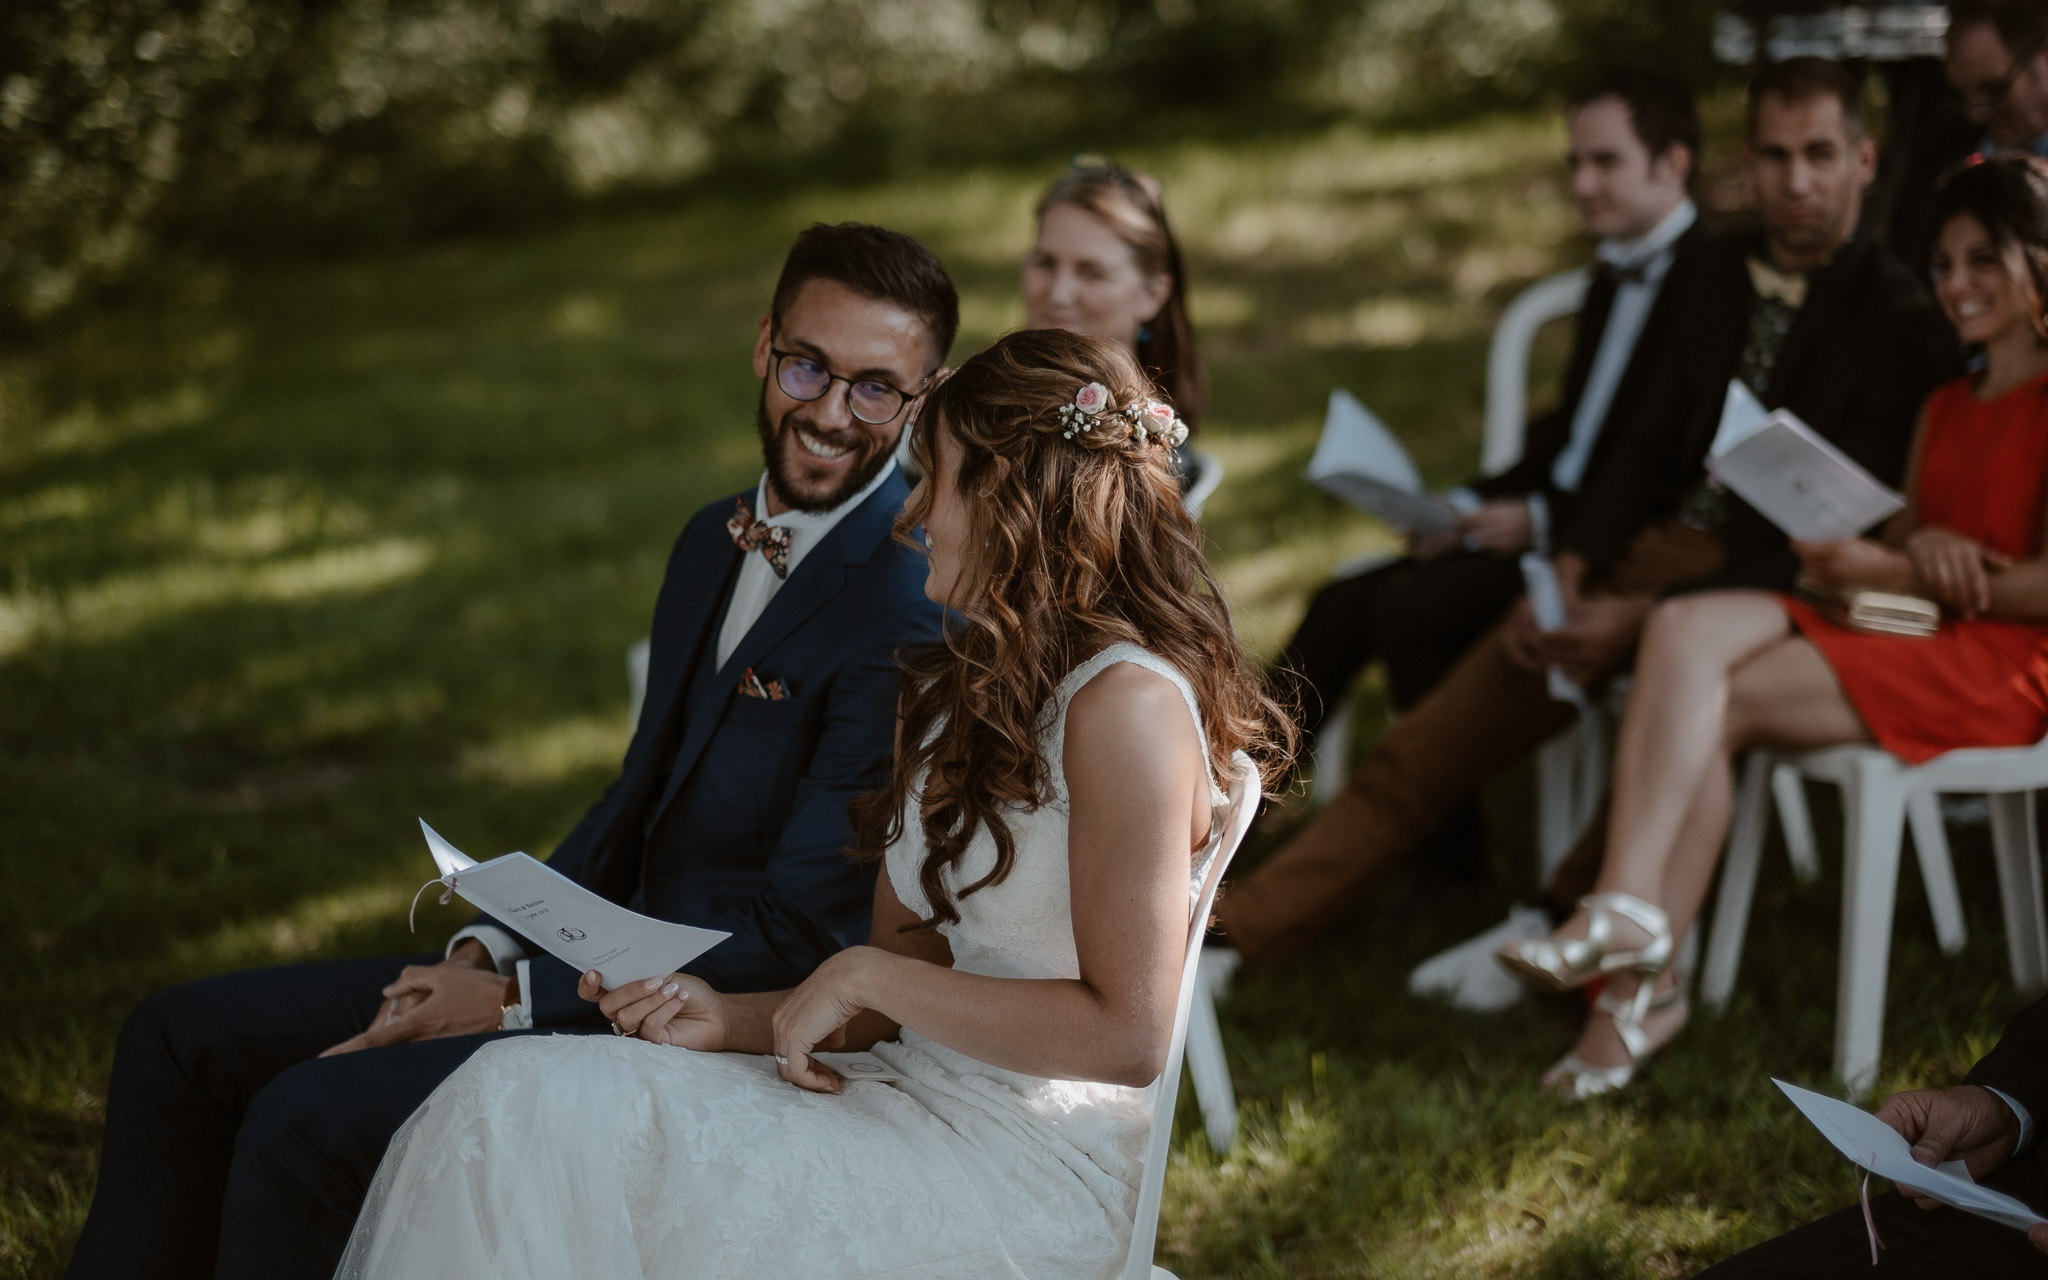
[65,222,952,1280]
[1215,58,1961,970]
[1698,995,2048,1276]
[1275,66,1706,758]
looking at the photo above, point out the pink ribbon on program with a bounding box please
[1860,1170,1886,1265]
[408,875,457,933]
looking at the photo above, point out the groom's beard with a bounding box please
[756,386,899,514]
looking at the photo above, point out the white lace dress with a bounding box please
[335,644,1233,1280]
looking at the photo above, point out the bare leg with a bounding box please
[1552,609,1871,1075]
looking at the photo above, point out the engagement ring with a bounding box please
[773,1055,788,1065]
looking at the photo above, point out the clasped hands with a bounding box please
[1874,1084,2048,1253]
[580,946,887,1096]
[1795,528,2008,618]
[320,938,513,1057]
[1501,553,1649,686]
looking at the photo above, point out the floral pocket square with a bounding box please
[737,668,789,700]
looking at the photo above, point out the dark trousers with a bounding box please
[1695,1151,2048,1277]
[65,953,579,1280]
[1271,549,1525,736]
[1269,549,1525,877]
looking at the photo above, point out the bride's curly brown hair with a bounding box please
[849,327,1295,927]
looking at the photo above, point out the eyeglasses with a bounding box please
[1961,39,2047,116]
[769,346,927,425]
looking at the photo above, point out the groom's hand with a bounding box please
[320,955,513,1057]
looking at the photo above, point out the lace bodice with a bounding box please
[884,643,1228,986]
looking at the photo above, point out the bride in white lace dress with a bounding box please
[336,329,1290,1279]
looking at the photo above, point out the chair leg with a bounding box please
[1311,699,1354,808]
[1536,727,1584,884]
[1185,953,1239,1151]
[1773,763,1822,883]
[1906,789,1966,956]
[1703,752,1774,1011]
[1988,791,2048,997]
[1835,758,1909,1098]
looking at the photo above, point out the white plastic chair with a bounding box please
[1182,450,1226,521]
[1701,739,2048,1095]
[1310,269,1595,850]
[1122,757,1260,1279]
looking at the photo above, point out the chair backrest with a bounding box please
[1120,755,1261,1280]
[1181,450,1226,521]
[1480,268,1590,477]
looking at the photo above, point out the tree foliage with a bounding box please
[0,0,1723,332]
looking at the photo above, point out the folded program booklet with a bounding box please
[1305,388,1460,536]
[418,819,729,989]
[1776,1079,2046,1232]
[1708,405,1906,542]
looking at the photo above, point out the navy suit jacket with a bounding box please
[494,469,941,1024]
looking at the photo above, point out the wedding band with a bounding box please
[612,1021,625,1036]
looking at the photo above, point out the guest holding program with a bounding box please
[1267,68,1704,867]
[1211,58,1959,974]
[1502,153,2048,1099]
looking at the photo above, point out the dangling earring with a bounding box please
[1137,323,1154,345]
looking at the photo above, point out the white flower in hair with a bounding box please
[1144,400,1189,447]
[1058,381,1114,438]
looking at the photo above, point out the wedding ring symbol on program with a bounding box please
[557,927,587,942]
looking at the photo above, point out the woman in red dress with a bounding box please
[1498,154,2048,1098]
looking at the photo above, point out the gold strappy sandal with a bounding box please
[1496,891,1672,993]
[1543,974,1689,1101]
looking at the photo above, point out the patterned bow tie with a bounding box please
[727,499,791,579]
[1746,256,1809,309]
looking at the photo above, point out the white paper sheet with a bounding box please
[1708,409,1905,542]
[1519,553,1586,706]
[1775,1078,2048,1232]
[809,1051,906,1083]
[1306,388,1460,535]
[1710,378,1772,455]
[418,819,728,989]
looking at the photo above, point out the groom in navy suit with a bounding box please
[67,222,954,1280]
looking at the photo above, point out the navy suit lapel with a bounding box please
[645,470,910,832]
[636,520,744,774]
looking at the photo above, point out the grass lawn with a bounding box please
[1,109,2034,1278]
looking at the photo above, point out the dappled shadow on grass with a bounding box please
[0,111,1740,1276]
[1158,795,2028,1278]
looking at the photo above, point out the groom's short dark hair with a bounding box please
[771,223,960,364]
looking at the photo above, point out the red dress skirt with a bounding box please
[1784,372,2048,764]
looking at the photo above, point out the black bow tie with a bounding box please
[1602,260,1650,286]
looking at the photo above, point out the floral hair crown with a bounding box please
[1055,381,1189,448]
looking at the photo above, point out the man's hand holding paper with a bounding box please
[1875,1085,2025,1204]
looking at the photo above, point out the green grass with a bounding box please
[0,111,2032,1278]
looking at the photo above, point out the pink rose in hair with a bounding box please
[1073,382,1109,416]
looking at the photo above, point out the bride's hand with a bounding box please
[581,970,728,1052]
[771,948,877,1093]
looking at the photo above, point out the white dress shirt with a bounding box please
[715,460,899,670]
[1548,197,1697,493]
[448,458,901,1025]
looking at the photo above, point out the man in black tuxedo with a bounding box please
[1699,995,2048,1276]
[1217,57,1961,969]
[1274,66,1706,764]
[66,222,951,1280]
